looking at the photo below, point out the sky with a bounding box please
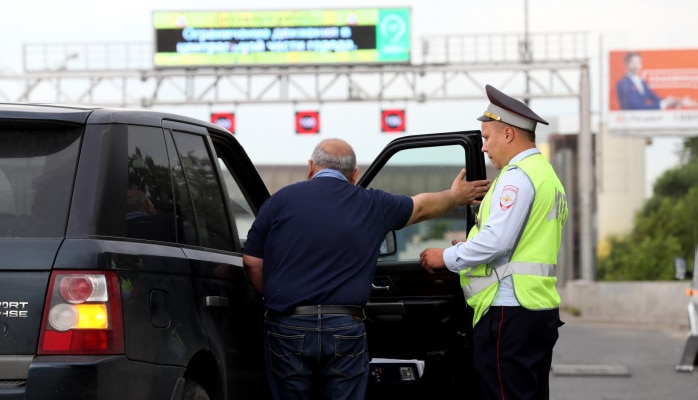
[2,0,697,193]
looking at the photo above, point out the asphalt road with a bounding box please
[550,314,697,400]
[368,313,697,399]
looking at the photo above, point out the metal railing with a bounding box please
[421,32,589,65]
[20,32,589,72]
[22,42,152,72]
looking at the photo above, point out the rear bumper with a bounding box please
[0,355,184,400]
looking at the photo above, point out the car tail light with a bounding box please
[38,271,124,354]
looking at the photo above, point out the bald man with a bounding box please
[243,138,489,400]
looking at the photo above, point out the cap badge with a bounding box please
[483,111,501,121]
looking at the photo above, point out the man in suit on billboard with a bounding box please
[616,51,680,110]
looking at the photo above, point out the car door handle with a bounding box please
[205,296,229,308]
[371,283,391,291]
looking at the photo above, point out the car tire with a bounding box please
[182,380,210,400]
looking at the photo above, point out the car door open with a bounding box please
[358,131,487,397]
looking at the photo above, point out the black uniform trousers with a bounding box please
[473,306,563,400]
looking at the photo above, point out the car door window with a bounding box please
[170,130,234,252]
[217,158,255,243]
[365,144,470,261]
[126,126,178,243]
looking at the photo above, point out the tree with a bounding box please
[597,137,698,281]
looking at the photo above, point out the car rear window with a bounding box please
[0,124,81,237]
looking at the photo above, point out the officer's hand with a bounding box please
[451,169,490,206]
[419,248,446,274]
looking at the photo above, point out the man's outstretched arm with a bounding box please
[406,168,490,227]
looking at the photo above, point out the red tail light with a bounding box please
[38,271,124,354]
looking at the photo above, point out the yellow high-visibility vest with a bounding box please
[459,153,568,326]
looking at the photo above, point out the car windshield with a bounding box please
[0,124,82,238]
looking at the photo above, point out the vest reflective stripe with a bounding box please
[461,262,556,298]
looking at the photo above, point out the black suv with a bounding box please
[0,104,486,399]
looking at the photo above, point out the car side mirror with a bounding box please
[379,231,397,257]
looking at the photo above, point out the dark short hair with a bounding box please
[495,120,536,143]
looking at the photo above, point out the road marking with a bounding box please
[552,364,631,377]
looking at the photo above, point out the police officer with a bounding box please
[420,85,568,400]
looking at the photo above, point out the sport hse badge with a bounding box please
[500,185,518,210]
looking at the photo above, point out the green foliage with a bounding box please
[597,234,682,280]
[597,138,698,281]
[680,137,698,163]
[650,161,698,206]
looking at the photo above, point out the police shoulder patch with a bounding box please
[499,185,519,210]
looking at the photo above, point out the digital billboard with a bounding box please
[153,8,411,68]
[608,49,698,134]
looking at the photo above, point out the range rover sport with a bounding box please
[0,103,487,399]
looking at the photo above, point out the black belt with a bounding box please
[273,305,365,318]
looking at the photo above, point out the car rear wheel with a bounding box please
[182,379,210,400]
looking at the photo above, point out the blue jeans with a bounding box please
[263,313,369,400]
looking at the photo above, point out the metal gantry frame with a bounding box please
[2,62,584,107]
[0,33,594,281]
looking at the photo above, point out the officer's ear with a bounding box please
[503,125,516,143]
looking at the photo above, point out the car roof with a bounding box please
[0,103,225,132]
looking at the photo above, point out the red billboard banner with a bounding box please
[210,112,235,133]
[295,111,320,134]
[608,49,698,134]
[381,109,406,133]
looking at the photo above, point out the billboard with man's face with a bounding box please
[608,49,698,135]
